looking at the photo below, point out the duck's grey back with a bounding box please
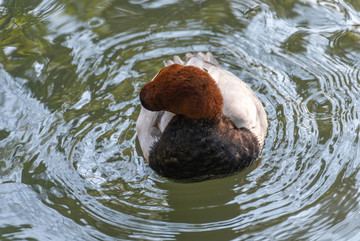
[173,52,268,149]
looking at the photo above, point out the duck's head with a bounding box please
[140,64,223,120]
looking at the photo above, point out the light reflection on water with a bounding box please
[1,0,360,240]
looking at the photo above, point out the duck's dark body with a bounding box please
[149,115,260,181]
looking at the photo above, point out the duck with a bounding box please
[136,52,268,181]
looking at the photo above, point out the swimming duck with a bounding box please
[136,52,267,181]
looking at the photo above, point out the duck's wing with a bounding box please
[136,109,175,161]
[177,52,268,148]
[208,67,268,148]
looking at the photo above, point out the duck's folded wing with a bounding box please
[136,108,175,161]
[208,67,268,148]
[176,52,268,148]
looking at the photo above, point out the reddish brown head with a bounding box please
[140,64,223,120]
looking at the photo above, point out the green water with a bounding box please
[1,0,360,240]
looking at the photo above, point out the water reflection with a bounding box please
[1,0,360,240]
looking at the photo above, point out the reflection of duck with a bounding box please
[136,52,268,181]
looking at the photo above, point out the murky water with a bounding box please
[1,0,360,240]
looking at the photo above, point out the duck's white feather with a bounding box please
[136,109,175,161]
[136,52,268,161]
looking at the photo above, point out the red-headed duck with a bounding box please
[136,52,268,181]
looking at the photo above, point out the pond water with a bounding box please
[1,0,360,240]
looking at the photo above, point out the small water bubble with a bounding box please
[87,17,104,29]
[50,187,64,198]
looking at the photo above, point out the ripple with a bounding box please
[1,0,360,240]
[87,17,105,29]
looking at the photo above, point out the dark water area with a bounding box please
[1,0,360,240]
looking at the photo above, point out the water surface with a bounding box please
[1,0,360,240]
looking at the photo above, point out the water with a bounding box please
[1,0,360,240]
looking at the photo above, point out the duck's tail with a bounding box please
[165,52,219,68]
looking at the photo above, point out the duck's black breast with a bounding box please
[149,115,260,181]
